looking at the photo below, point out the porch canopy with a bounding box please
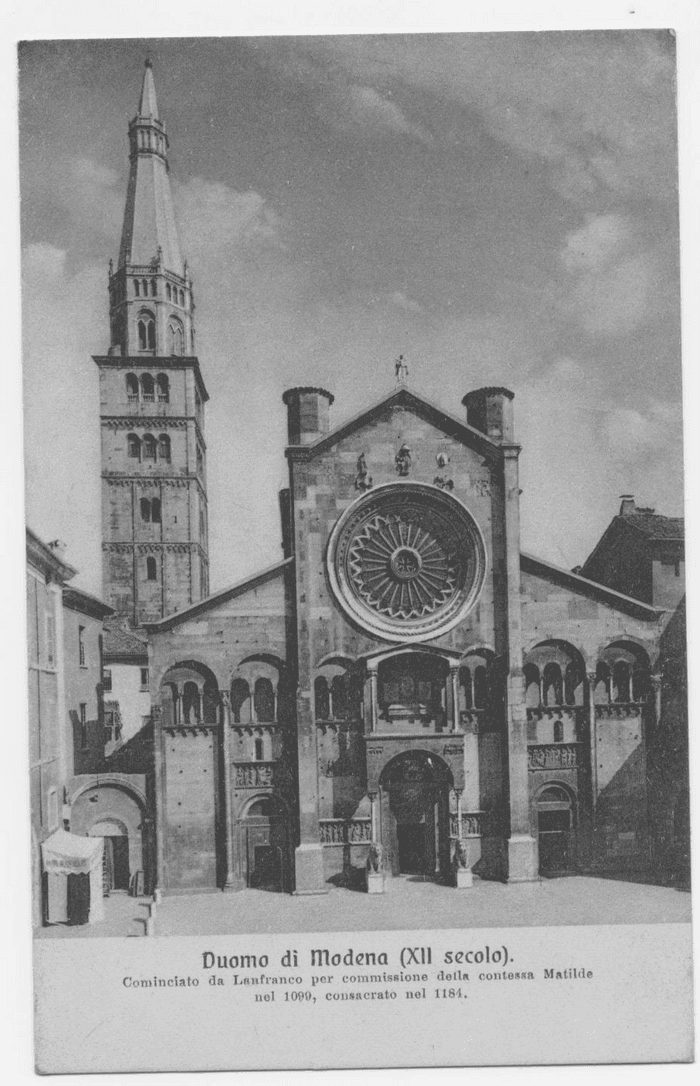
[42,831,104,924]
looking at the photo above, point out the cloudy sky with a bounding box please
[19,32,683,596]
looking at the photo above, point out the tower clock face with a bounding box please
[327,482,486,642]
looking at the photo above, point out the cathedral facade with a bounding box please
[95,64,686,900]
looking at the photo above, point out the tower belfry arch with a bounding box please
[94,61,210,625]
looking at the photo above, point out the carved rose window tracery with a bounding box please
[328,483,486,642]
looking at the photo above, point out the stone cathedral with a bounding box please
[98,64,687,898]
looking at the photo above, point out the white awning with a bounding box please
[42,830,103,876]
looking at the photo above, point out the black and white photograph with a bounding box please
[13,9,696,1075]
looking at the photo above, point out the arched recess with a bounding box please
[523,640,587,707]
[533,780,577,876]
[159,660,221,726]
[313,657,361,723]
[238,793,291,892]
[378,750,454,879]
[70,782,149,893]
[230,655,290,725]
[598,640,652,704]
[376,651,450,731]
[458,647,495,713]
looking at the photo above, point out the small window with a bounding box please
[675,561,681,578]
[134,279,141,297]
[140,667,150,689]
[166,283,172,301]
[168,319,184,356]
[179,289,185,307]
[158,434,171,462]
[553,720,564,743]
[140,497,151,522]
[79,702,87,748]
[141,373,155,402]
[146,556,157,581]
[78,626,86,667]
[102,668,112,692]
[150,278,157,296]
[137,311,156,351]
[127,433,141,460]
[151,498,161,523]
[254,738,264,761]
[143,434,157,461]
[196,445,204,475]
[45,613,56,667]
[141,278,148,297]
[156,374,169,402]
[126,373,139,402]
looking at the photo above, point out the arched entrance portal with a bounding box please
[379,752,452,880]
[536,785,576,875]
[90,819,130,893]
[239,797,290,892]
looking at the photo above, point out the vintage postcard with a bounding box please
[20,26,693,1074]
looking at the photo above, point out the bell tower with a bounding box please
[94,61,210,625]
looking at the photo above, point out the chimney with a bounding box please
[619,495,636,516]
[282,387,334,445]
[462,387,515,443]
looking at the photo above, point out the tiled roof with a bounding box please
[622,513,684,541]
[103,615,148,659]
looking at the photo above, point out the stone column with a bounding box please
[450,664,461,732]
[152,704,166,894]
[651,673,662,731]
[586,670,598,813]
[369,791,379,842]
[368,664,379,733]
[219,691,238,891]
[501,444,538,881]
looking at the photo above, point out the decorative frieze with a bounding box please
[103,417,190,430]
[527,743,580,770]
[449,812,483,838]
[319,818,372,845]
[102,542,205,555]
[527,706,584,721]
[595,703,644,719]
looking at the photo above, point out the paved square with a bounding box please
[36,876,691,939]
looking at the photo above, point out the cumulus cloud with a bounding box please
[174,179,282,264]
[258,31,677,206]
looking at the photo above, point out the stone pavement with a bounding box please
[36,876,691,939]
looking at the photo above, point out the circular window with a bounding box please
[328,482,486,642]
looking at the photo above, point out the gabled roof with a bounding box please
[620,512,684,541]
[521,552,664,620]
[143,557,293,632]
[103,615,149,661]
[63,586,114,621]
[285,386,506,461]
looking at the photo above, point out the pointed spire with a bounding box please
[118,60,184,275]
[138,59,160,120]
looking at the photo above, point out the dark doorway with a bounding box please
[380,752,452,880]
[537,786,575,875]
[250,846,282,891]
[241,798,289,892]
[103,837,130,892]
[398,824,429,874]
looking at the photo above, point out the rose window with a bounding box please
[328,482,486,642]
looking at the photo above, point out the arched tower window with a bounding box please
[151,498,161,523]
[553,720,564,743]
[254,678,275,723]
[126,373,139,402]
[137,311,156,351]
[141,373,155,402]
[612,661,632,704]
[146,556,157,581]
[150,278,157,296]
[158,434,171,462]
[524,663,540,708]
[254,738,264,761]
[142,434,157,461]
[331,675,349,720]
[168,319,185,356]
[140,498,151,522]
[166,283,172,301]
[127,434,141,460]
[472,665,487,709]
[134,279,140,297]
[179,289,185,307]
[156,374,169,402]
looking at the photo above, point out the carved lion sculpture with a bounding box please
[366,842,384,874]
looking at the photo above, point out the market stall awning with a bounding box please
[42,830,103,875]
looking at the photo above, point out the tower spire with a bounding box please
[108,60,194,358]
